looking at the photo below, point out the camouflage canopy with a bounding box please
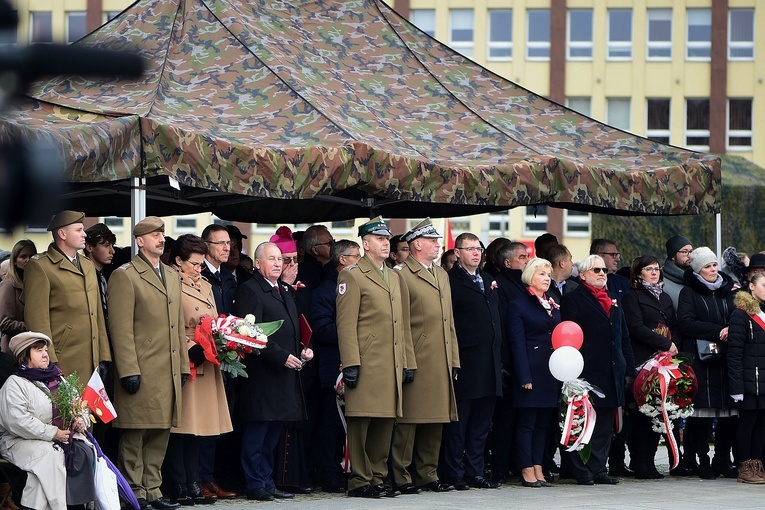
[0,0,721,222]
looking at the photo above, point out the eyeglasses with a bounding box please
[185,261,204,269]
[642,266,662,273]
[341,253,361,259]
[589,267,608,274]
[282,256,298,265]
[599,252,620,258]
[457,246,484,253]
[206,240,231,247]
[677,249,692,255]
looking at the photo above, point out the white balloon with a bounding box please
[548,346,584,382]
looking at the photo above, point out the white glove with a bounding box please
[731,394,744,402]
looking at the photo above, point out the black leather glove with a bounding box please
[188,344,206,366]
[403,368,415,384]
[181,374,189,387]
[98,361,111,383]
[343,366,359,388]
[121,375,140,395]
[452,367,460,381]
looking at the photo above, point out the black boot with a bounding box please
[698,456,717,480]
[170,484,195,506]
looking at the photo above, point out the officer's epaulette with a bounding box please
[117,262,133,271]
[393,264,403,271]
[344,264,358,271]
[31,254,41,261]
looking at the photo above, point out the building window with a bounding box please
[685,99,710,151]
[728,99,753,151]
[174,216,198,234]
[66,12,88,44]
[607,98,631,131]
[567,9,593,60]
[449,9,474,58]
[729,9,754,60]
[564,210,591,237]
[410,9,435,38]
[30,11,53,43]
[488,213,510,237]
[566,97,591,117]
[647,9,672,61]
[526,9,550,61]
[104,11,123,23]
[686,9,711,61]
[607,9,632,60]
[487,9,512,61]
[102,216,125,233]
[646,99,671,144]
[523,206,548,237]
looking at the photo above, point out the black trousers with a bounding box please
[311,387,346,485]
[489,395,517,477]
[163,433,200,485]
[628,411,661,475]
[515,408,555,469]
[569,406,615,482]
[442,396,496,480]
[737,409,765,461]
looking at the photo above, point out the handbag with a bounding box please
[94,455,120,510]
[695,339,727,364]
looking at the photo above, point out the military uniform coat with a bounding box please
[108,255,189,429]
[233,275,306,422]
[0,278,25,353]
[395,257,460,423]
[336,255,414,418]
[172,276,232,436]
[24,244,110,380]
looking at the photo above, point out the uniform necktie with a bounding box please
[72,256,81,271]
[98,270,108,319]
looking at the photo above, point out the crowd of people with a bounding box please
[0,210,764,510]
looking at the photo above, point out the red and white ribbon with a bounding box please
[335,373,351,473]
[642,352,683,468]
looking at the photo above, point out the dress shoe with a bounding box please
[198,486,216,501]
[137,498,153,510]
[669,466,696,477]
[520,478,542,488]
[169,484,193,506]
[419,480,454,492]
[712,460,739,479]
[594,474,620,485]
[397,483,422,495]
[576,478,595,486]
[200,482,235,499]
[186,482,213,505]
[373,484,400,497]
[268,488,294,499]
[347,485,381,499]
[451,478,470,491]
[149,497,181,510]
[608,464,635,478]
[466,476,500,489]
[246,488,274,501]
[277,485,312,495]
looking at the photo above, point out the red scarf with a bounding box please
[582,281,612,317]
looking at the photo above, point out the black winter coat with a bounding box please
[233,275,306,422]
[311,265,342,389]
[727,293,765,409]
[448,265,503,400]
[496,268,526,366]
[622,285,679,367]
[677,270,737,409]
[561,285,636,408]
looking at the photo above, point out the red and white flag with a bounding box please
[82,370,117,423]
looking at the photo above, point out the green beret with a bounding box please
[133,216,165,237]
[358,215,392,238]
[47,210,85,231]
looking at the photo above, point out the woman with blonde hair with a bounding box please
[0,240,36,352]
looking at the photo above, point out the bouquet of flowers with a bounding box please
[634,351,697,468]
[559,379,604,463]
[197,314,282,378]
[49,373,91,428]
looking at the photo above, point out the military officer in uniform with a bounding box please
[391,218,460,494]
[24,210,110,381]
[108,216,189,510]
[336,217,415,499]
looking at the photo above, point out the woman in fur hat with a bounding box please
[728,271,765,484]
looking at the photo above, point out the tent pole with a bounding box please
[715,212,722,257]
[130,176,146,256]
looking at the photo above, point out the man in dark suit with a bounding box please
[547,244,578,305]
[442,233,502,490]
[233,242,314,502]
[201,224,236,314]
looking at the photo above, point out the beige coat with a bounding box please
[395,257,460,423]
[0,278,25,353]
[0,375,70,510]
[24,244,110,381]
[336,255,415,418]
[171,276,232,436]
[107,254,189,429]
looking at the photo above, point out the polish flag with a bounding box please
[82,370,117,423]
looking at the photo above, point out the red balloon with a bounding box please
[552,321,583,350]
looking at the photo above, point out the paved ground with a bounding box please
[207,475,763,510]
